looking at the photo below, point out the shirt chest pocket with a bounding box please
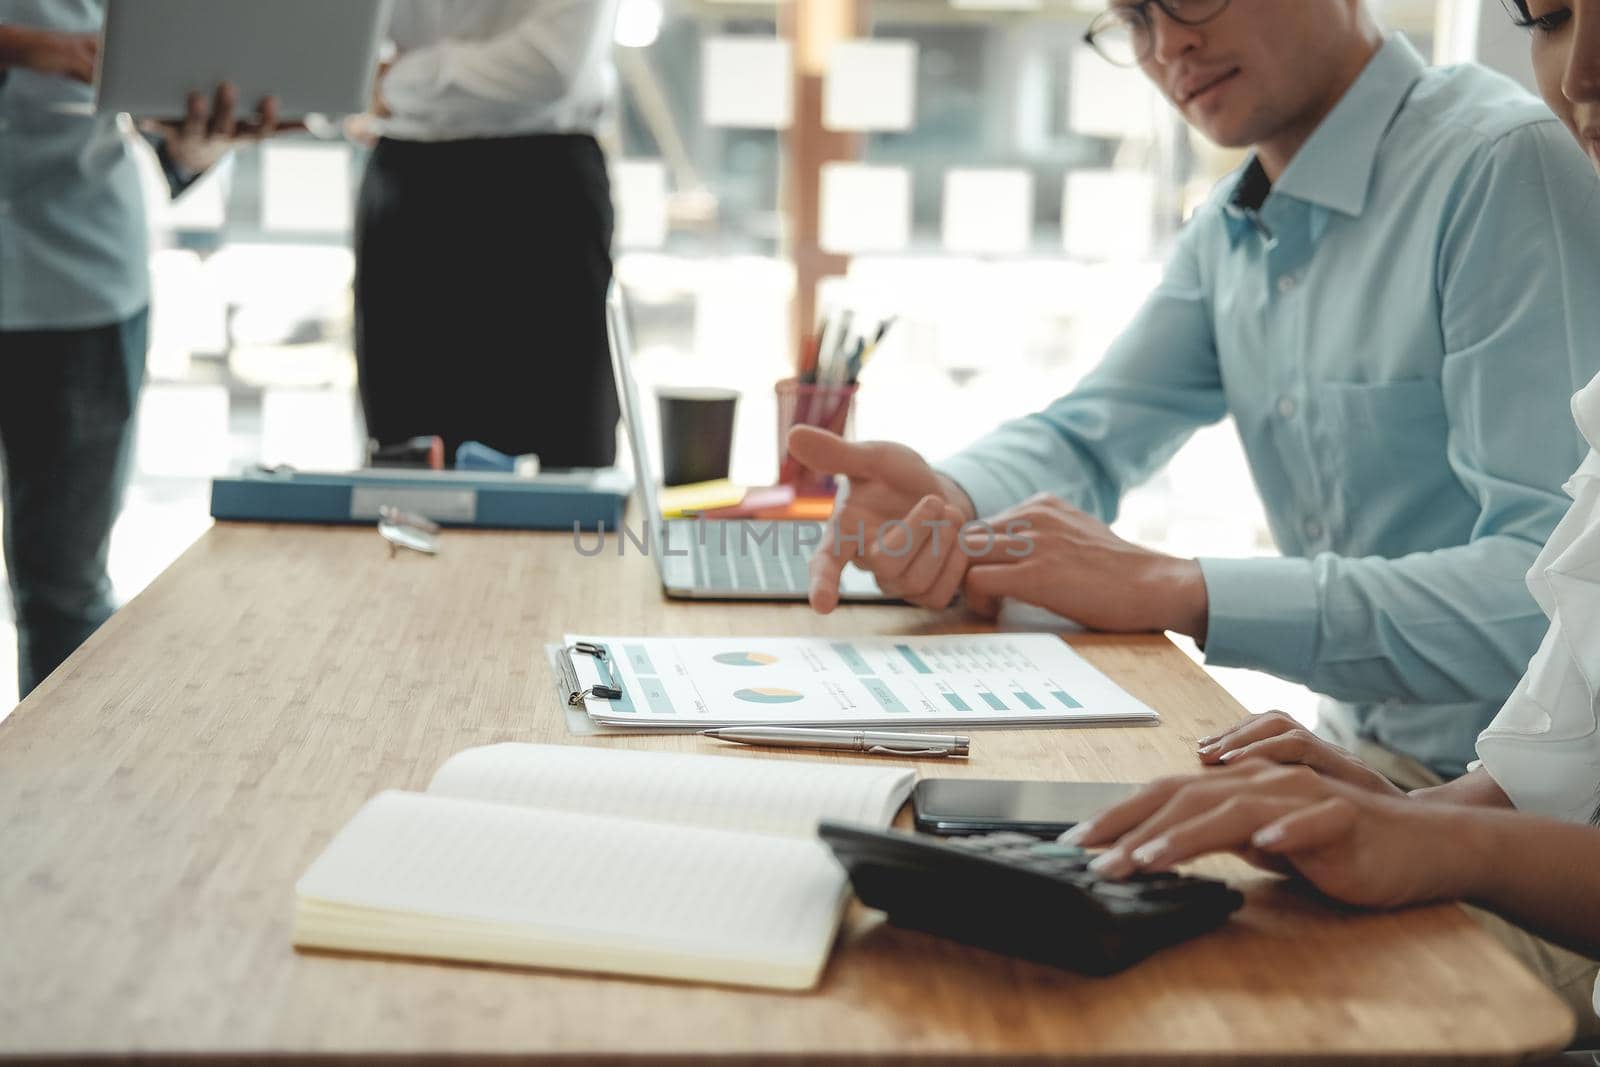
[1309,380,1458,527]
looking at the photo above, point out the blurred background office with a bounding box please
[0,0,1535,712]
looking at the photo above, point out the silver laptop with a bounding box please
[606,287,885,602]
[96,0,390,118]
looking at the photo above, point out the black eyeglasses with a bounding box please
[1084,0,1233,67]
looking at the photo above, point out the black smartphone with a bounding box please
[912,778,1141,837]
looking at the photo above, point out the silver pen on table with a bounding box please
[700,726,970,758]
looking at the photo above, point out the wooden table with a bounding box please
[0,524,1575,1064]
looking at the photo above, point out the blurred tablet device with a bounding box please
[95,0,391,118]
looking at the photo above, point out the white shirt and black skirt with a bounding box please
[355,0,622,467]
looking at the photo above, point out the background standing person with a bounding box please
[0,2,277,699]
[353,0,623,469]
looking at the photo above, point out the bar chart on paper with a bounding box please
[561,633,1160,730]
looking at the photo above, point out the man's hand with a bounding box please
[345,59,394,148]
[0,27,97,83]
[1064,763,1479,910]
[371,58,393,119]
[139,84,295,179]
[1194,710,1406,797]
[959,493,1210,637]
[786,427,976,614]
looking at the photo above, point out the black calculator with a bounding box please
[818,821,1245,976]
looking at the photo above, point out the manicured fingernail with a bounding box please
[1218,749,1241,762]
[1131,838,1170,866]
[1059,822,1092,845]
[1198,732,1222,745]
[1089,850,1130,877]
[1252,825,1285,848]
[1198,743,1221,756]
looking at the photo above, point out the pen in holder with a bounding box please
[776,377,859,490]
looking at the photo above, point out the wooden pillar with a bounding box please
[781,0,865,370]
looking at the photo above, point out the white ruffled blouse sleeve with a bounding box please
[1476,377,1600,824]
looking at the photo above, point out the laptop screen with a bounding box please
[604,285,670,569]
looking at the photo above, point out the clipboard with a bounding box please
[549,644,706,737]
[555,642,631,710]
[553,639,620,703]
[550,633,1162,734]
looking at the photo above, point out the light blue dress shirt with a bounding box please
[940,36,1600,778]
[0,0,148,331]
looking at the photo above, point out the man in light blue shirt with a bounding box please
[793,0,1600,781]
[0,2,280,698]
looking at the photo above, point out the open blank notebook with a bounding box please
[293,743,916,991]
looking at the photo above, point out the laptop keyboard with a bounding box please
[703,550,735,590]
[692,522,817,594]
[734,550,762,589]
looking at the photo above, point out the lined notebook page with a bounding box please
[294,791,847,990]
[426,743,914,838]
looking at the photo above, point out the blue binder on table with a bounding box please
[210,467,629,531]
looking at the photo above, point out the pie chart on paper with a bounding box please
[733,687,804,705]
[714,651,780,667]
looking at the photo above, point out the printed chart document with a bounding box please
[294,743,915,991]
[559,633,1158,730]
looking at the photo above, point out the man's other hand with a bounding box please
[140,84,300,178]
[0,27,97,83]
[785,427,976,614]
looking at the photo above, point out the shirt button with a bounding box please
[1278,274,1298,294]
[1276,396,1297,419]
[1304,519,1324,540]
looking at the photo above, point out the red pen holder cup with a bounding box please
[776,377,859,489]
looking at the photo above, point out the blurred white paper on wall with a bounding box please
[148,250,228,379]
[135,384,230,477]
[691,257,791,372]
[261,388,363,470]
[941,169,1033,255]
[614,159,670,249]
[260,144,352,233]
[1064,170,1154,261]
[703,37,792,129]
[824,39,917,132]
[1069,44,1161,140]
[203,245,354,308]
[819,163,910,254]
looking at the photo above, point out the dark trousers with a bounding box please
[0,310,147,697]
[354,133,619,468]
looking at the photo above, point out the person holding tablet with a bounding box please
[0,3,279,699]
[1068,4,1600,1038]
[350,0,623,469]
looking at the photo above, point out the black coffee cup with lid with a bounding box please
[657,387,739,486]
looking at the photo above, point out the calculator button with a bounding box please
[944,837,991,849]
[1088,885,1155,906]
[1026,843,1088,860]
[1025,863,1095,882]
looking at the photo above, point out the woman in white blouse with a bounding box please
[352,0,623,468]
[1070,0,1600,1035]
